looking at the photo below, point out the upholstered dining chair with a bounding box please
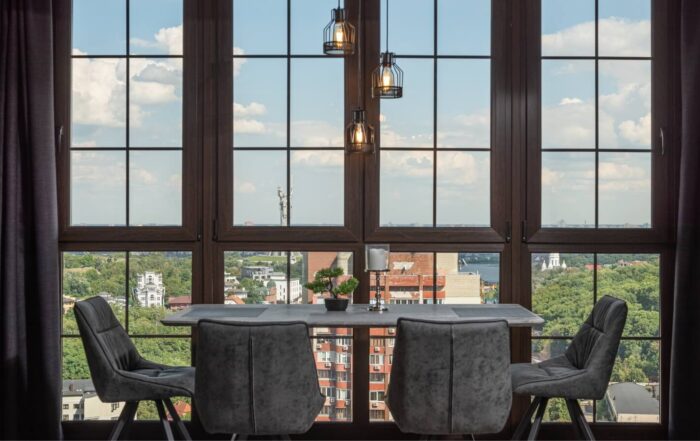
[195,320,325,440]
[74,296,194,441]
[386,318,512,440]
[510,295,628,440]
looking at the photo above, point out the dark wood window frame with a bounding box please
[54,0,679,439]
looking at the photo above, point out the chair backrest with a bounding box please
[195,320,325,436]
[74,296,141,401]
[565,295,628,398]
[386,319,512,436]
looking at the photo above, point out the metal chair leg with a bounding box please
[163,398,192,441]
[155,400,175,441]
[526,398,548,441]
[569,399,595,441]
[512,397,543,440]
[565,399,586,440]
[108,401,138,441]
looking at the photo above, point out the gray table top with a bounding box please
[161,303,544,328]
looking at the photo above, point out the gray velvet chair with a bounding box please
[386,318,512,439]
[194,320,325,440]
[74,296,194,441]
[511,295,628,440]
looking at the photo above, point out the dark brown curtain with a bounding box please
[0,0,61,439]
[669,1,700,439]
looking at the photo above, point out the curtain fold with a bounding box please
[669,1,700,439]
[0,0,61,439]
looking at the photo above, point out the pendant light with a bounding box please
[323,0,356,56]
[346,0,375,153]
[372,0,403,99]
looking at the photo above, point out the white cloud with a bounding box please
[291,150,343,167]
[381,151,433,178]
[71,152,125,185]
[291,121,343,147]
[132,168,157,185]
[559,97,583,105]
[130,25,182,55]
[436,151,485,186]
[71,58,126,128]
[236,181,257,194]
[130,81,178,105]
[233,47,247,77]
[234,102,266,117]
[542,18,650,57]
[619,113,651,145]
[234,119,266,134]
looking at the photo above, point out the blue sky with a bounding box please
[70,0,651,228]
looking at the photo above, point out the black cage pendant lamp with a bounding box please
[372,0,403,98]
[323,0,356,55]
[346,0,375,153]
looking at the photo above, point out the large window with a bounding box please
[56,0,674,436]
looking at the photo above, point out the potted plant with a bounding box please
[304,267,359,311]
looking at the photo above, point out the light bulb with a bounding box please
[381,68,394,89]
[334,22,345,43]
[352,124,365,144]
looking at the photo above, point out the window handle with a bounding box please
[521,220,527,243]
[505,221,512,243]
[659,127,665,156]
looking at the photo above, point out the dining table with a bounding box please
[161,303,544,328]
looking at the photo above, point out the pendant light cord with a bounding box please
[385,0,389,52]
[357,0,363,106]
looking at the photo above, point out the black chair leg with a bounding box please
[109,401,138,441]
[155,400,175,441]
[565,399,586,440]
[526,398,548,441]
[512,397,543,440]
[163,398,192,441]
[568,399,595,441]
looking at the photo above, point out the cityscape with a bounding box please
[61,251,658,424]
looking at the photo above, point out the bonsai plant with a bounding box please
[304,267,359,311]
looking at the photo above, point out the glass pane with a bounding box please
[224,251,288,304]
[541,0,595,56]
[542,152,595,228]
[381,0,433,55]
[380,59,433,148]
[129,0,183,55]
[128,252,193,335]
[290,59,344,147]
[71,58,126,148]
[234,59,287,147]
[62,338,130,421]
[62,252,127,335]
[598,340,660,422]
[437,59,490,148]
[598,153,651,228]
[599,61,651,149]
[531,253,594,337]
[234,0,287,55]
[292,0,338,55]
[72,0,126,55]
[438,0,490,55]
[290,151,344,226]
[313,334,353,422]
[599,0,651,57]
[296,252,355,304]
[380,151,433,227]
[371,252,435,305]
[71,151,126,226]
[438,253,500,304]
[597,254,659,337]
[233,151,287,226]
[129,151,182,226]
[541,60,595,149]
[436,151,490,227]
[368,329,394,421]
[129,58,183,147]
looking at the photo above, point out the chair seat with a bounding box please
[116,365,195,401]
[511,356,593,399]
